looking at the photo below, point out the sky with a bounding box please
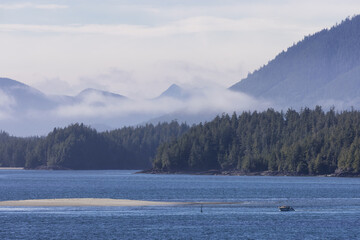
[1,0,360,99]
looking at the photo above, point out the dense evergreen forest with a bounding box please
[0,122,189,169]
[230,15,360,109]
[2,107,360,175]
[153,107,360,175]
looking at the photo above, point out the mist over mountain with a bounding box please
[230,15,360,110]
[0,78,132,136]
[0,78,259,136]
[148,84,266,126]
[3,16,360,136]
[0,78,56,111]
[76,88,127,100]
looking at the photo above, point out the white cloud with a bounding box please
[181,87,270,114]
[0,90,15,120]
[0,90,15,108]
[34,4,68,10]
[53,95,178,118]
[51,85,268,120]
[33,77,73,96]
[0,3,68,10]
[77,69,134,95]
[0,17,314,37]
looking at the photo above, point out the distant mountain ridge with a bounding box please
[0,78,128,111]
[0,77,56,111]
[0,77,226,136]
[230,15,360,109]
[0,78,130,135]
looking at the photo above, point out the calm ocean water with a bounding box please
[1,170,360,239]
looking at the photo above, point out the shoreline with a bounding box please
[0,198,243,207]
[2,167,359,177]
[138,169,360,178]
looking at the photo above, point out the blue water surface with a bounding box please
[0,170,360,239]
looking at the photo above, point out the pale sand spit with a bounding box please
[0,198,188,207]
[0,198,244,207]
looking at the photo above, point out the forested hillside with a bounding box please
[0,122,189,169]
[153,107,360,175]
[3,107,360,175]
[0,131,39,168]
[230,15,360,109]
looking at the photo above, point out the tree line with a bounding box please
[153,107,360,175]
[2,107,360,174]
[0,122,189,169]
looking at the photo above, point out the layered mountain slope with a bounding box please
[0,78,130,135]
[0,78,56,111]
[230,15,360,109]
[1,78,222,135]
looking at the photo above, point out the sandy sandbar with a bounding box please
[0,198,243,207]
[0,198,189,207]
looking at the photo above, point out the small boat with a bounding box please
[279,205,295,211]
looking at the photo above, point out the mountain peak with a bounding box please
[168,83,181,90]
[158,84,190,100]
